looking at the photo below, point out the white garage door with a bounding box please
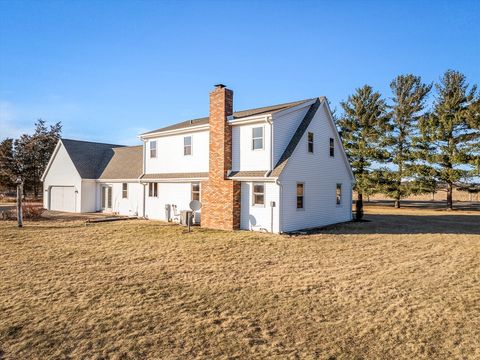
[50,186,76,212]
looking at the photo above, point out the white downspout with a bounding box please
[276,178,283,233]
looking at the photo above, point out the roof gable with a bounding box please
[99,146,143,180]
[61,139,124,179]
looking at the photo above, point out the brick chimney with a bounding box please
[201,84,241,230]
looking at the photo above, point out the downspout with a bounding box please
[267,115,275,233]
[276,178,283,233]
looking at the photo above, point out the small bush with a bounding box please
[0,204,44,221]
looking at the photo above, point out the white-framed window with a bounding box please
[191,182,200,201]
[308,132,314,153]
[148,182,158,197]
[252,126,264,150]
[296,183,304,209]
[184,136,192,156]
[329,138,334,157]
[336,184,342,205]
[252,183,265,206]
[150,141,157,158]
[122,183,128,199]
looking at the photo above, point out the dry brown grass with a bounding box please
[1,206,479,359]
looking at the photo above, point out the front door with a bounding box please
[101,185,112,211]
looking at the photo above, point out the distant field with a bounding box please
[1,205,479,359]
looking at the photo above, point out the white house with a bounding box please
[42,85,354,233]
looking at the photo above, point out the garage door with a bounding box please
[50,186,76,212]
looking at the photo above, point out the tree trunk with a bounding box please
[394,197,400,208]
[446,183,453,210]
[356,192,364,221]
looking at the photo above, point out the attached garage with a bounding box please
[49,186,76,212]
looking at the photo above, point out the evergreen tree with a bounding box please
[418,70,479,210]
[384,74,431,208]
[0,138,18,191]
[14,119,62,197]
[337,85,390,219]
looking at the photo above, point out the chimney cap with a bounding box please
[214,83,226,89]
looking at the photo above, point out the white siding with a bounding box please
[232,121,272,171]
[240,181,280,233]
[279,103,353,232]
[101,182,144,216]
[145,130,209,174]
[144,182,199,222]
[43,143,82,212]
[81,180,97,212]
[273,106,310,165]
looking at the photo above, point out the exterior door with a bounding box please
[50,186,76,212]
[101,185,112,211]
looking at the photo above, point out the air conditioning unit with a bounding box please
[180,210,194,226]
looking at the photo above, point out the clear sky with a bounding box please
[1,0,479,145]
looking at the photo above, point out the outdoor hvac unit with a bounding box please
[180,210,194,226]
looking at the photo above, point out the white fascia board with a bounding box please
[271,99,318,119]
[96,179,142,183]
[139,178,208,183]
[228,114,271,126]
[139,124,209,140]
[228,177,277,182]
[41,140,62,182]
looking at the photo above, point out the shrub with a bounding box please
[0,204,44,221]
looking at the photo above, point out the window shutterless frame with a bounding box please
[329,138,334,157]
[122,183,128,199]
[150,141,157,158]
[307,132,314,153]
[148,182,158,197]
[191,182,200,201]
[296,182,304,209]
[252,126,264,150]
[252,182,265,206]
[336,183,342,205]
[184,136,192,156]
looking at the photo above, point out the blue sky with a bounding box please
[1,0,479,145]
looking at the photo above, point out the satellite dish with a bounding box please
[189,200,202,211]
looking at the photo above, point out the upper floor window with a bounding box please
[150,141,157,158]
[336,183,342,205]
[308,132,314,153]
[191,182,200,201]
[329,138,334,157]
[148,182,158,197]
[122,183,128,199]
[253,183,265,206]
[184,136,192,156]
[297,183,304,209]
[252,127,264,150]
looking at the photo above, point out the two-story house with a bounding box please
[42,85,354,233]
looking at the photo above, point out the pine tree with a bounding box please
[337,85,390,219]
[0,138,18,191]
[418,70,479,210]
[384,74,431,208]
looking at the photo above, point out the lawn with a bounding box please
[1,206,479,359]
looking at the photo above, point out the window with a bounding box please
[296,183,304,209]
[122,183,128,199]
[252,183,265,206]
[184,136,192,156]
[329,138,334,157]
[252,127,264,150]
[308,132,314,153]
[150,141,157,158]
[148,182,158,197]
[336,184,342,205]
[191,182,200,201]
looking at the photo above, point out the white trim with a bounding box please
[140,178,208,183]
[228,114,271,125]
[139,123,209,139]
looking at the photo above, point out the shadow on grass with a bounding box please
[308,213,480,235]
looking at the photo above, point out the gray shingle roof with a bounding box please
[141,98,315,135]
[228,170,269,178]
[140,172,208,180]
[99,146,143,179]
[61,139,124,179]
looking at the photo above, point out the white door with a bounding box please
[101,186,113,211]
[50,186,76,212]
